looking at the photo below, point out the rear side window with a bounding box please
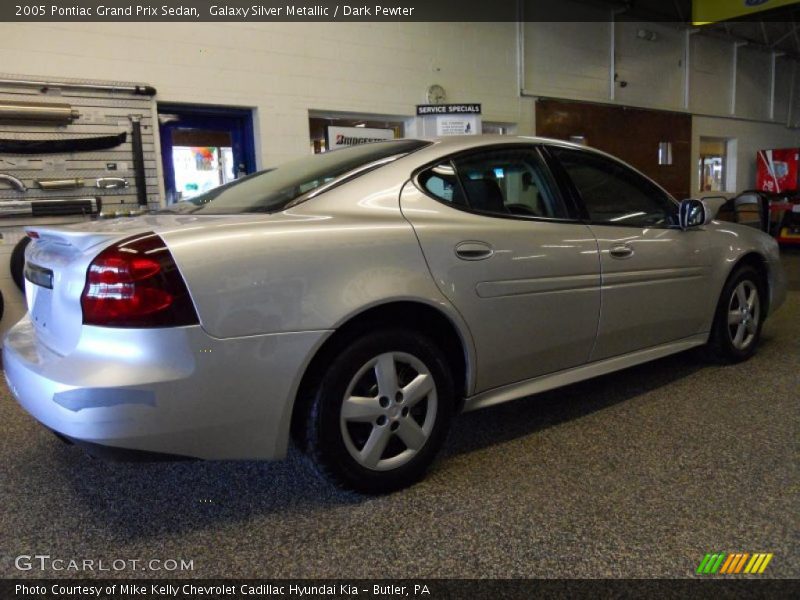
[417,147,569,219]
[552,147,677,227]
[417,163,466,206]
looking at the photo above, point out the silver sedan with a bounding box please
[4,136,787,493]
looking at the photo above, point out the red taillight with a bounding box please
[81,233,199,328]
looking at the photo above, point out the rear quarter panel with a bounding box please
[161,163,469,342]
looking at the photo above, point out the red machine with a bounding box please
[756,149,800,245]
[757,148,799,194]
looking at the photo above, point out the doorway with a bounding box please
[699,137,729,193]
[158,104,256,203]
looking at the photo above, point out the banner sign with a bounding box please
[2,1,520,22]
[2,1,795,22]
[693,0,800,25]
[417,104,482,115]
[326,126,395,150]
[5,578,799,599]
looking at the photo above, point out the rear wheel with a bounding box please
[301,329,453,494]
[706,265,765,363]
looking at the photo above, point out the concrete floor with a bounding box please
[1,250,798,579]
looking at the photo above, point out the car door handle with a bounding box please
[455,241,494,261]
[609,244,634,259]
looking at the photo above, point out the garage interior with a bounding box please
[1,255,797,578]
[1,0,799,582]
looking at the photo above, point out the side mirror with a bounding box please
[678,198,706,230]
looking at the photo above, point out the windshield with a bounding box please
[161,139,429,215]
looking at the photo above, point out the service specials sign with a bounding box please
[417,104,482,136]
[327,126,395,149]
[416,104,482,115]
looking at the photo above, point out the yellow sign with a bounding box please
[693,0,800,25]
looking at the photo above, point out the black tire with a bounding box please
[10,236,31,293]
[300,329,454,494]
[0,290,4,322]
[706,265,765,363]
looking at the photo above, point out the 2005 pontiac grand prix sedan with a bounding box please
[5,136,787,493]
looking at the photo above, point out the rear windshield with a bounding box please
[162,139,429,215]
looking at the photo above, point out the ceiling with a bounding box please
[595,0,800,59]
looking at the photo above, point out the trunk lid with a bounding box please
[22,214,231,355]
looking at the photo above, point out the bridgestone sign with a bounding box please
[326,126,395,149]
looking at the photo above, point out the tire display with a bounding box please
[10,236,31,293]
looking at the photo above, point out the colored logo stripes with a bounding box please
[697,553,774,574]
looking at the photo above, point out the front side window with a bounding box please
[552,147,677,227]
[417,147,569,219]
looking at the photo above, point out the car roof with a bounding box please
[406,134,627,175]
[415,134,589,153]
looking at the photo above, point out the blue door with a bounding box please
[158,104,256,203]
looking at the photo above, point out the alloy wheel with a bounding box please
[339,352,437,472]
[727,280,760,351]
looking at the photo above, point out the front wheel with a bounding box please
[706,265,765,363]
[300,329,454,494]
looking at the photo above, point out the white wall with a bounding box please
[523,13,612,103]
[690,34,734,116]
[614,21,685,111]
[774,55,795,124]
[523,5,800,128]
[0,22,535,168]
[734,45,772,121]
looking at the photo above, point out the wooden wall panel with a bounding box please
[535,99,692,200]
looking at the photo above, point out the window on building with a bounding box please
[699,137,729,192]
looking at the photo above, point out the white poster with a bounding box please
[327,126,395,150]
[436,115,480,136]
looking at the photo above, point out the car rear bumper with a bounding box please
[3,316,327,460]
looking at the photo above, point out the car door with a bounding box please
[547,146,714,361]
[400,145,601,393]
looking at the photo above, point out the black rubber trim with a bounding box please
[131,120,148,205]
[134,85,157,96]
[0,132,127,154]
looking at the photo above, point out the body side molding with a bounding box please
[464,333,709,412]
